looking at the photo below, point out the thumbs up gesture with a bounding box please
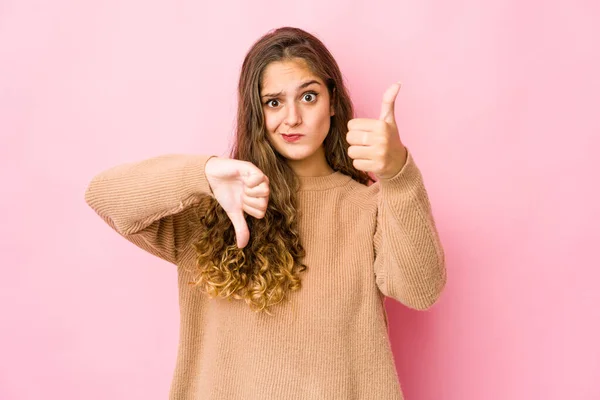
[205,157,270,249]
[346,82,408,179]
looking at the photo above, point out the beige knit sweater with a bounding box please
[84,148,446,400]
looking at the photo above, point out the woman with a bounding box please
[85,26,446,400]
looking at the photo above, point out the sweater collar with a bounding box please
[297,171,352,191]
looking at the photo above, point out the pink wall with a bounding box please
[2,1,599,399]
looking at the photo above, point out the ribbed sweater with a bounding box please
[84,148,446,400]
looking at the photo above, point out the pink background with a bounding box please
[2,1,599,399]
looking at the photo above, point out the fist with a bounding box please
[346,82,407,179]
[205,157,270,248]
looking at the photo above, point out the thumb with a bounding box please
[226,209,250,248]
[379,82,401,125]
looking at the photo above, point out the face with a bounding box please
[260,58,335,176]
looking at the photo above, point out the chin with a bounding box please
[279,150,314,161]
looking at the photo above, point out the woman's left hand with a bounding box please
[346,82,408,179]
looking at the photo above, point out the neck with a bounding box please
[287,147,334,177]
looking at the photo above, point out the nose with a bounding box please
[283,102,302,129]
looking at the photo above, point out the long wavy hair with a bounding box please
[188,27,373,314]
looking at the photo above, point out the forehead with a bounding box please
[261,58,322,90]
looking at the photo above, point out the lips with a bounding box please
[281,134,303,143]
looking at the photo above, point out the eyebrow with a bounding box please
[261,80,321,98]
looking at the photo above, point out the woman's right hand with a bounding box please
[204,157,270,249]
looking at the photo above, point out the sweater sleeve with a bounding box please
[84,154,217,266]
[372,149,447,310]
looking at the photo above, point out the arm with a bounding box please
[84,154,216,265]
[373,149,447,310]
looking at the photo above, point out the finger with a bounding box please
[243,193,268,211]
[225,209,250,248]
[243,203,266,220]
[244,180,270,198]
[347,118,381,132]
[347,145,374,160]
[352,158,377,172]
[242,171,266,188]
[378,82,401,124]
[346,130,374,146]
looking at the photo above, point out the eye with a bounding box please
[265,99,280,108]
[303,92,318,102]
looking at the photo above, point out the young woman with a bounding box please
[85,26,446,400]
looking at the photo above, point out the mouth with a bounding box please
[281,133,304,143]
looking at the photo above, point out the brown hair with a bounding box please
[189,26,373,314]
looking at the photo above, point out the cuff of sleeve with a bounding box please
[377,148,430,216]
[378,148,421,189]
[181,154,218,199]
